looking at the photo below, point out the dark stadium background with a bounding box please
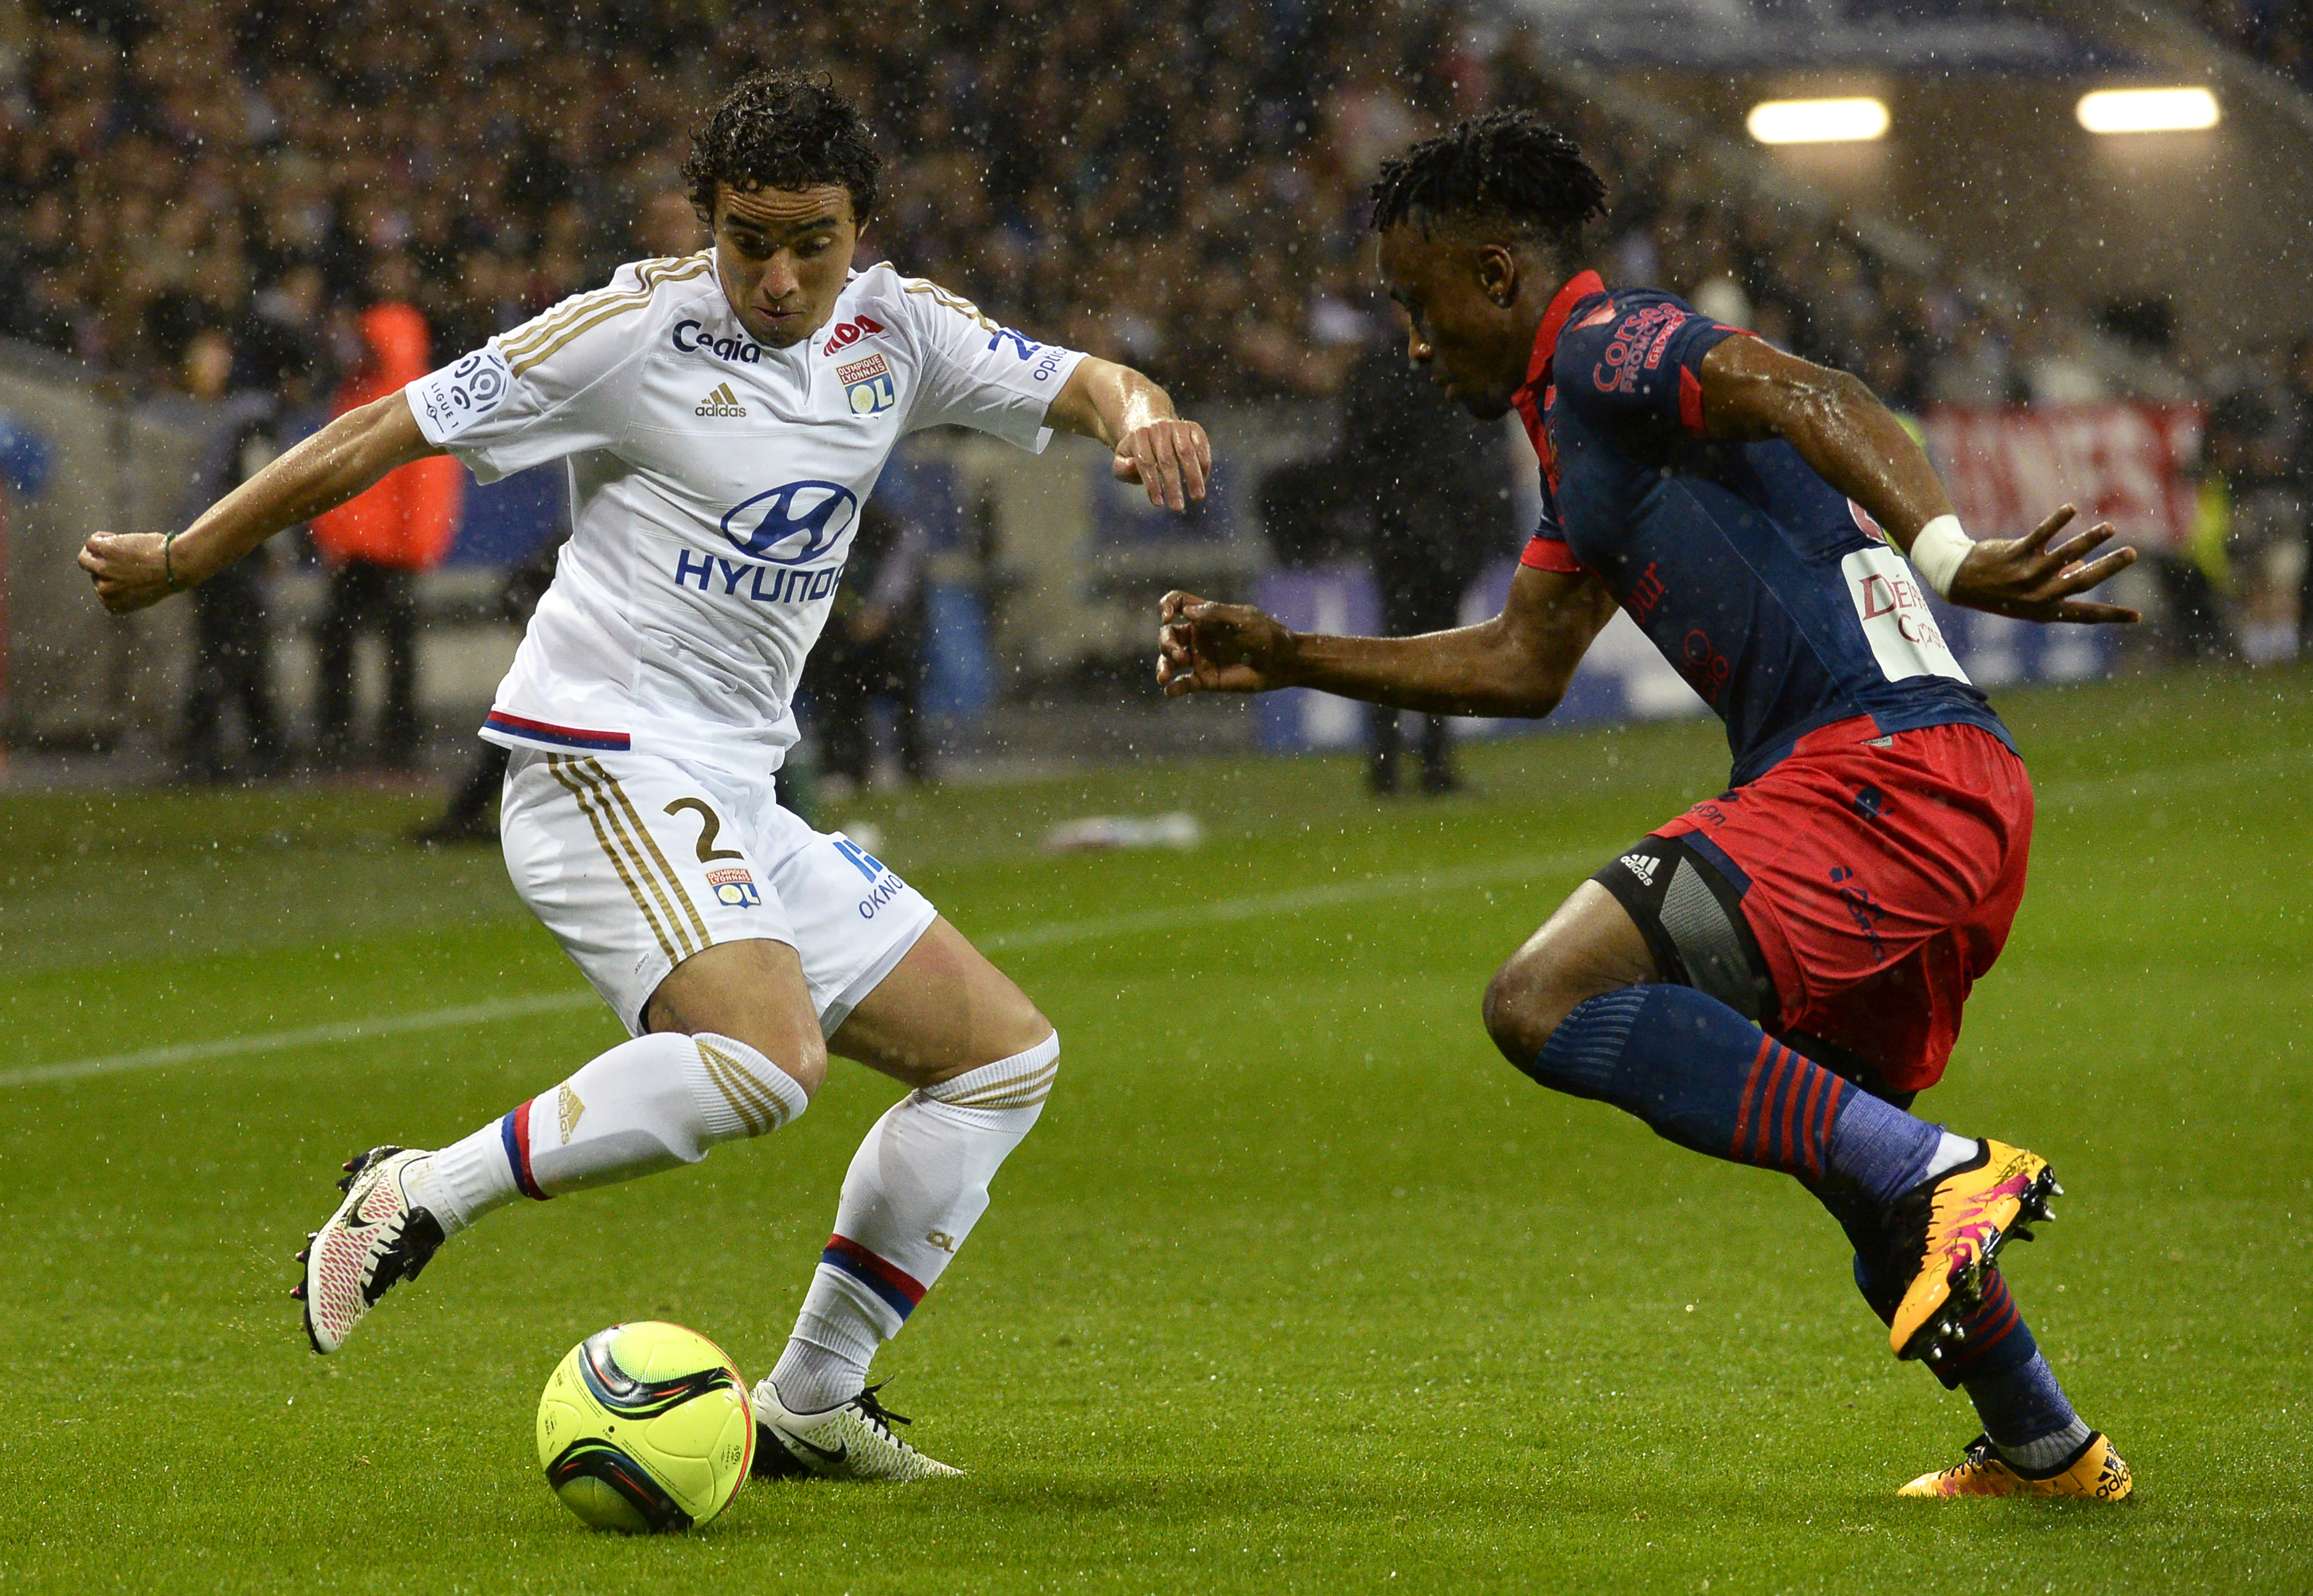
[3,0,2309,771]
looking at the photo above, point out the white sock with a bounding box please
[1924,1130,1978,1184]
[409,1031,808,1234]
[767,1031,1059,1413]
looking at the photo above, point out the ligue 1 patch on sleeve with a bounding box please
[408,347,513,442]
[837,352,897,415]
[705,866,761,908]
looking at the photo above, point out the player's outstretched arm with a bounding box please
[1695,334,2139,625]
[1044,357,1211,513]
[78,391,441,613]
[1157,564,1617,716]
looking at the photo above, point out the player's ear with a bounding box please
[1476,242,1520,310]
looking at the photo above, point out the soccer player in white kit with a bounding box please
[79,71,1212,1483]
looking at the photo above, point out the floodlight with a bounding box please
[1745,98,1890,146]
[2076,87,2220,134]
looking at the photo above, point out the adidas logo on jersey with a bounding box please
[694,382,748,418]
[1619,852,1660,887]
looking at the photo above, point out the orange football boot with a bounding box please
[1886,1139,2058,1362]
[1900,1431,2133,1501]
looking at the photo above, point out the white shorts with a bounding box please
[500,748,937,1037]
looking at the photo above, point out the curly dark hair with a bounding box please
[683,69,882,221]
[1370,110,1607,254]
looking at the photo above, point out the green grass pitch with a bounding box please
[1,668,2307,1593]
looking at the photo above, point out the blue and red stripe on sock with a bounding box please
[1731,1036,1852,1180]
[820,1234,926,1321]
[499,1099,548,1201]
[1932,1269,2034,1384]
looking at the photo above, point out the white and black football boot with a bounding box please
[293,1146,445,1354]
[750,1380,962,1482]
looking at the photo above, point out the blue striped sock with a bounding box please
[1529,987,1959,1198]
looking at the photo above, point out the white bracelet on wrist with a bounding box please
[1907,514,1972,600]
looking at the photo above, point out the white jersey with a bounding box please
[404,252,1085,766]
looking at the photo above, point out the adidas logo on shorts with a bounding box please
[694,381,747,418]
[1619,852,1660,887]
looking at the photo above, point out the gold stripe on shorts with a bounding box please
[546,755,682,966]
[552,755,688,961]
[560,758,704,961]
[578,759,712,950]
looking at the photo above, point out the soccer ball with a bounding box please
[535,1321,754,1532]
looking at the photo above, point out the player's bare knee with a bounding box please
[1483,956,1577,1065]
[919,1002,1053,1087]
[780,1030,830,1100]
[643,986,828,1100]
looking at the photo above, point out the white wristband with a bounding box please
[1908,514,1972,600]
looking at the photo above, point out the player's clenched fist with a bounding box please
[1111,417,1211,513]
[1156,590,1295,696]
[77,530,179,614]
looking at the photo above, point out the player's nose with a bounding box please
[760,253,803,298]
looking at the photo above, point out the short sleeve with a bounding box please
[891,276,1087,452]
[1519,507,1584,574]
[1553,294,1740,437]
[404,266,662,482]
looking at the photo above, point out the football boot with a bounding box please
[1886,1138,2057,1362]
[750,1380,962,1482]
[294,1146,445,1354]
[1899,1431,2133,1501]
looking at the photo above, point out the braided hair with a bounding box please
[1369,110,1606,256]
[684,69,882,220]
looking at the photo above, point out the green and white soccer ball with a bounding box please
[536,1321,753,1532]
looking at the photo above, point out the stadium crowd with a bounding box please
[2,0,2305,670]
[2193,0,2313,89]
[5,0,2117,413]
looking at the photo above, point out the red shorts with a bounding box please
[1656,716,2033,1093]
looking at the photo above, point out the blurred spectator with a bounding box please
[1254,325,1514,794]
[802,500,931,792]
[410,526,566,844]
[1340,335,1515,795]
[2192,0,2312,87]
[635,189,707,261]
[177,320,303,783]
[0,0,2100,418]
[2205,351,2310,663]
[2292,335,2313,655]
[308,291,460,768]
[2160,457,2236,664]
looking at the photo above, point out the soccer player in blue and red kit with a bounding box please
[1157,113,2138,1500]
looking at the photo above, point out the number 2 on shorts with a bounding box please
[664,797,744,862]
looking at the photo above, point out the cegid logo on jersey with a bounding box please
[671,320,763,363]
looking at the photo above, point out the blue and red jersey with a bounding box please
[1515,271,2012,786]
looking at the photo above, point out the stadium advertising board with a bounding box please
[1254,401,2203,752]
[1923,402,2202,553]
